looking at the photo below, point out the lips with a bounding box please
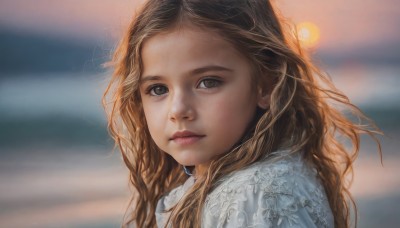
[170,130,205,145]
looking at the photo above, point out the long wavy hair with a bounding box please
[102,0,382,227]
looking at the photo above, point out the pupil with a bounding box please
[205,80,216,87]
[155,86,165,94]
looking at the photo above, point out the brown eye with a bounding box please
[198,79,222,89]
[149,85,168,96]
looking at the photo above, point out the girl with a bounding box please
[103,0,381,227]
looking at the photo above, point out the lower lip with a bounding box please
[172,136,204,145]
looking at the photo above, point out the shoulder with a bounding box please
[155,177,195,227]
[203,151,334,228]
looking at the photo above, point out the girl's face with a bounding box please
[140,25,267,175]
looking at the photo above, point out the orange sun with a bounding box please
[296,22,321,48]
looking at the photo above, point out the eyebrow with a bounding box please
[140,65,233,84]
[191,65,233,75]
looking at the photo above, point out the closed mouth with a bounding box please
[170,130,205,140]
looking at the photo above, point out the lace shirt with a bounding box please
[155,151,334,227]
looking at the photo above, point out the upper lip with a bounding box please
[170,130,204,140]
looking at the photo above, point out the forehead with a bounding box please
[140,24,250,77]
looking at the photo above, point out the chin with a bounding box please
[175,159,199,167]
[174,154,209,167]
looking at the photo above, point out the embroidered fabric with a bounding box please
[155,151,334,227]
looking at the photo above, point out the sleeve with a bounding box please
[202,172,333,228]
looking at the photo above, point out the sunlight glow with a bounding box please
[296,22,321,48]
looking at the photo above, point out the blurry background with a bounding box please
[0,0,398,227]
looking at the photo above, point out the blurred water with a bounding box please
[0,148,128,228]
[0,73,107,119]
[328,65,400,108]
[0,66,399,227]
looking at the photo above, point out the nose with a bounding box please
[168,90,195,122]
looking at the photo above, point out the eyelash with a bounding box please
[145,77,223,97]
[145,84,168,96]
[198,78,222,89]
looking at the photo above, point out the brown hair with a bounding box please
[102,0,382,227]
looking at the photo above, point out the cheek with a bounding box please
[205,91,257,129]
[142,103,166,137]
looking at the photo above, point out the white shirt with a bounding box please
[155,151,334,227]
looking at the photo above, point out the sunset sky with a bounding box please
[0,0,399,52]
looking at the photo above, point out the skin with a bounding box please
[140,24,268,177]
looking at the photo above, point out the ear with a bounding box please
[257,88,270,109]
